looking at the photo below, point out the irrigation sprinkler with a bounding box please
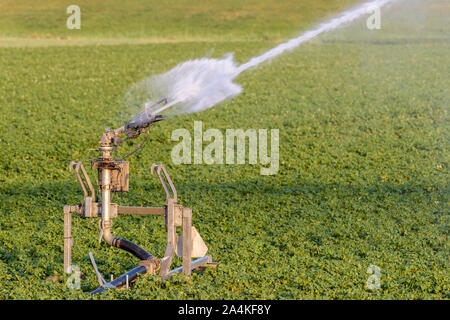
[63,102,217,295]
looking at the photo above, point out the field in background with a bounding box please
[0,1,448,299]
[0,0,357,45]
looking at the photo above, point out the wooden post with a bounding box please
[182,208,192,275]
[63,206,72,273]
[160,199,176,279]
[166,199,177,252]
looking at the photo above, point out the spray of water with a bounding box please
[125,0,397,122]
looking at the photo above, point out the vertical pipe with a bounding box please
[96,135,155,261]
[102,169,111,222]
[101,168,114,245]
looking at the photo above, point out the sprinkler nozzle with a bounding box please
[123,114,165,139]
[122,98,168,139]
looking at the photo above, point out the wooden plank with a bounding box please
[166,199,176,246]
[174,204,183,227]
[182,208,192,275]
[118,206,165,216]
[63,206,72,273]
[159,244,174,280]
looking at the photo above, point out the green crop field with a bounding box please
[0,0,448,299]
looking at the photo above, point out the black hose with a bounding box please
[114,238,153,260]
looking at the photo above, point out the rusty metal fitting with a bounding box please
[112,238,119,247]
[102,219,112,229]
[138,257,161,275]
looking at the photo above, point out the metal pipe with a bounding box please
[89,265,147,295]
[167,255,212,277]
[101,167,114,245]
[99,162,154,259]
[90,256,213,295]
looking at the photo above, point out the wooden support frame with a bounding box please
[64,161,214,281]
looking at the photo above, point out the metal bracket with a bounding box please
[89,252,106,287]
[151,163,177,202]
[69,161,95,200]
